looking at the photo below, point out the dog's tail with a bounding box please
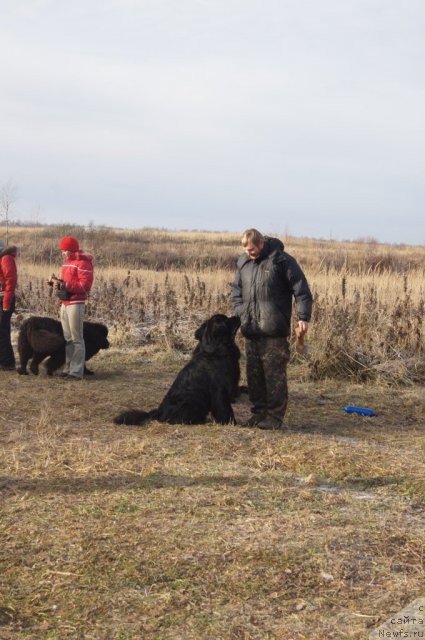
[113,409,157,426]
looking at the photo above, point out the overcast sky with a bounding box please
[1,0,424,244]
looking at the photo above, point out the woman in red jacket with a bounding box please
[0,240,18,370]
[50,236,94,380]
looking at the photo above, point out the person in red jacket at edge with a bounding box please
[0,240,18,371]
[49,236,94,380]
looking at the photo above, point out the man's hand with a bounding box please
[295,321,309,354]
[47,274,59,288]
[297,320,309,335]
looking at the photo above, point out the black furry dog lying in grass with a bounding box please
[114,314,241,426]
[17,316,110,376]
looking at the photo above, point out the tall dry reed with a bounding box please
[5,224,425,383]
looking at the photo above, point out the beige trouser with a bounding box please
[60,303,85,378]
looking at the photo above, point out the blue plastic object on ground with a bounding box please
[343,405,378,417]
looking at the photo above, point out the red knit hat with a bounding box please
[59,236,79,252]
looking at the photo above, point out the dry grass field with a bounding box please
[1,225,424,639]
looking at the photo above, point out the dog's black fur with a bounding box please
[17,316,110,376]
[114,314,241,426]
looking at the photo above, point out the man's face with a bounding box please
[243,239,264,260]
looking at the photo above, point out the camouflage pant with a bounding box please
[245,336,290,420]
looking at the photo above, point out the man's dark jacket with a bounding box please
[231,237,313,339]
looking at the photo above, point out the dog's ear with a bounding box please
[194,320,208,341]
[228,316,241,337]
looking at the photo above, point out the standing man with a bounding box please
[0,240,18,371]
[50,236,94,380]
[231,229,312,430]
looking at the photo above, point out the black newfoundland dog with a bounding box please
[17,316,110,376]
[114,314,241,426]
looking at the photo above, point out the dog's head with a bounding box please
[83,322,110,352]
[194,314,240,353]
